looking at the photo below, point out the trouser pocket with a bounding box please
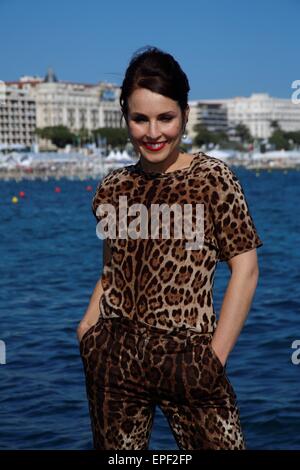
[207,341,227,374]
[79,323,96,347]
[79,317,105,355]
[185,333,227,398]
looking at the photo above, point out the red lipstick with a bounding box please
[143,142,167,152]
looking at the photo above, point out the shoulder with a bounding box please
[197,152,234,175]
[92,165,136,207]
[101,166,128,185]
[195,152,240,189]
[94,166,130,192]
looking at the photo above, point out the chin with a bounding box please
[139,145,177,162]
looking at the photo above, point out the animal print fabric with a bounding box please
[80,315,246,449]
[80,153,262,449]
[91,152,263,333]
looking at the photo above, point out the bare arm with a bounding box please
[211,248,260,365]
[77,240,111,342]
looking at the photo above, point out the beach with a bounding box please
[1,150,300,181]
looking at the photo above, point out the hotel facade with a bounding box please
[1,71,300,148]
[187,93,300,140]
[0,69,124,147]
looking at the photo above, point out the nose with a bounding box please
[147,120,161,140]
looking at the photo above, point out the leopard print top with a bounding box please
[91,151,263,333]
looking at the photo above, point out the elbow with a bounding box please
[228,249,260,280]
[246,259,259,278]
[230,263,260,294]
[249,264,259,286]
[248,254,260,278]
[231,264,259,284]
[246,264,260,294]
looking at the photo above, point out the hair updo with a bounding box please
[119,46,190,123]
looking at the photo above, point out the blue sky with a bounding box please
[0,0,298,99]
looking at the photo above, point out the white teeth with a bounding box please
[145,142,166,148]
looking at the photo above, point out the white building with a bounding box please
[223,93,300,139]
[0,82,36,147]
[187,100,227,140]
[30,68,124,131]
[188,93,300,140]
[0,69,124,147]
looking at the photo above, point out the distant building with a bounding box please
[30,68,124,131]
[4,69,300,149]
[188,93,300,141]
[187,101,227,140]
[0,82,36,147]
[0,68,124,147]
[223,93,300,139]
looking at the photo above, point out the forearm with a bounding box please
[212,267,259,364]
[77,277,104,336]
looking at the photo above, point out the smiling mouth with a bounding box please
[143,142,168,151]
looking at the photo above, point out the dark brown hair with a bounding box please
[119,46,190,123]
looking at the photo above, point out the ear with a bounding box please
[184,105,190,125]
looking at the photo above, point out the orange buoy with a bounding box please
[19,191,25,198]
[54,187,61,193]
[86,185,93,191]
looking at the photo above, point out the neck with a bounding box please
[139,149,186,174]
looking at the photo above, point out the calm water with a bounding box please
[0,166,299,450]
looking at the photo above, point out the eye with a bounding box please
[131,115,174,123]
[132,116,147,123]
[160,116,173,122]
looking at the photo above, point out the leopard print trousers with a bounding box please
[79,315,246,450]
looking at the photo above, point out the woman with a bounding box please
[77,46,263,450]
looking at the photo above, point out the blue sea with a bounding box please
[0,166,299,450]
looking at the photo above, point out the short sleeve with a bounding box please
[91,170,116,223]
[210,161,263,262]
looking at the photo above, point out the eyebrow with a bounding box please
[130,111,176,118]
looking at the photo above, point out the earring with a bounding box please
[182,122,188,140]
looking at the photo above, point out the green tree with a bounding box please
[234,123,252,143]
[210,130,229,145]
[193,124,230,148]
[285,130,300,146]
[76,127,91,146]
[92,127,128,149]
[35,126,76,148]
[193,124,212,147]
[269,129,290,150]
